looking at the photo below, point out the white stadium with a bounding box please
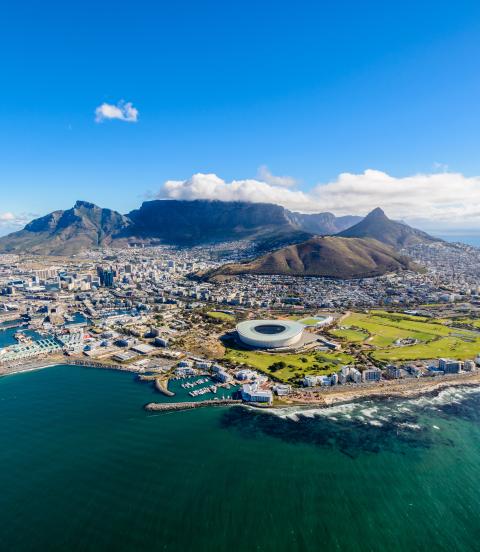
[236,319,305,349]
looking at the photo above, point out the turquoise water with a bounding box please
[0,326,42,347]
[1,365,480,551]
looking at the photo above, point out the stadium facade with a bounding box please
[236,319,304,349]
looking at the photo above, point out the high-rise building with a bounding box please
[97,266,116,287]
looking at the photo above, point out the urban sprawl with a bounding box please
[2,239,480,407]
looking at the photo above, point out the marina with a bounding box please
[181,377,210,389]
[188,385,217,397]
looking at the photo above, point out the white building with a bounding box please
[362,367,382,383]
[241,383,273,404]
[235,369,258,381]
[273,384,291,396]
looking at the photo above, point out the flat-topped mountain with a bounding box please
[337,207,439,248]
[0,199,362,255]
[204,236,416,281]
[126,199,309,246]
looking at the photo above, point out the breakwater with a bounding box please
[154,377,175,397]
[137,374,175,396]
[144,399,242,412]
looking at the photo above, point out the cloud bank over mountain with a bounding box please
[159,169,480,231]
[161,172,312,212]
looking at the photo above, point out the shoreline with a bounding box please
[279,372,480,409]
[0,357,143,378]
[2,358,480,411]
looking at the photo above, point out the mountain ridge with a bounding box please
[0,201,440,256]
[0,201,131,256]
[0,199,363,255]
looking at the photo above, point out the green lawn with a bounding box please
[373,337,480,362]
[206,311,235,322]
[298,317,321,326]
[331,327,369,343]
[223,344,352,383]
[341,312,458,347]
[338,310,480,362]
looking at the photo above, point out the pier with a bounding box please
[144,399,242,412]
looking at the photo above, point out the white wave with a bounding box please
[397,422,422,431]
[369,420,383,427]
[360,407,378,418]
[269,401,358,420]
[407,384,480,409]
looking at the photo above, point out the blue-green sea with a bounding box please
[1,364,480,551]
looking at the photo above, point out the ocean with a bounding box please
[437,234,480,247]
[1,364,480,551]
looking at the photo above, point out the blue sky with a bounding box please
[2,0,480,233]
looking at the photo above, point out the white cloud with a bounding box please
[0,212,32,232]
[256,165,297,187]
[0,212,15,222]
[310,170,480,229]
[158,169,480,231]
[95,100,138,123]
[161,173,313,211]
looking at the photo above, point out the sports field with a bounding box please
[335,311,480,362]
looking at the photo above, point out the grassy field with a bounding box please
[206,311,235,322]
[373,337,480,362]
[339,312,450,347]
[330,327,369,343]
[223,343,352,383]
[298,317,321,326]
[337,310,480,362]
